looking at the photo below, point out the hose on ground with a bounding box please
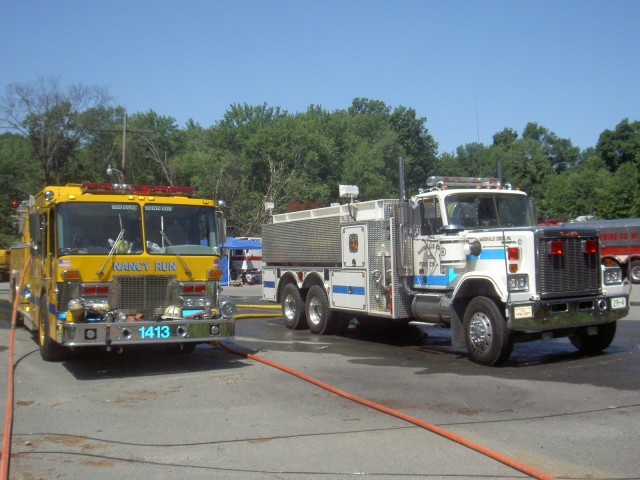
[219,341,556,480]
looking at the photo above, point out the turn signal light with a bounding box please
[62,269,81,281]
[207,268,223,280]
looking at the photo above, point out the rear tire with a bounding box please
[282,283,307,329]
[306,285,335,335]
[569,322,617,355]
[38,295,69,362]
[463,297,512,366]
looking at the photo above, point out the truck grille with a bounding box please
[110,275,177,317]
[537,236,600,298]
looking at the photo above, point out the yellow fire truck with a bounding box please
[10,182,236,361]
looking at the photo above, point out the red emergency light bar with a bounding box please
[81,182,195,197]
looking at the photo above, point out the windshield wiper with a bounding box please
[160,230,193,277]
[98,227,125,276]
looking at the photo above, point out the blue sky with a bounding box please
[2,0,639,154]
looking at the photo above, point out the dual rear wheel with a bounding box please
[281,284,337,335]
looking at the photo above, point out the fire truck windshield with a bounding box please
[56,202,222,256]
[143,204,222,255]
[57,202,143,255]
[445,193,532,229]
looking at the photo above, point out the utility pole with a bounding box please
[121,114,127,175]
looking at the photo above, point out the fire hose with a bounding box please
[2,257,31,480]
[219,340,556,480]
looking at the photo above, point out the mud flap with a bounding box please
[450,307,465,349]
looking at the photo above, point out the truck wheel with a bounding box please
[569,322,617,355]
[463,297,512,366]
[628,260,640,284]
[38,296,69,362]
[282,284,307,329]
[306,285,334,335]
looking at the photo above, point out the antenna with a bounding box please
[475,94,480,143]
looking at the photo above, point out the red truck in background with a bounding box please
[573,218,640,283]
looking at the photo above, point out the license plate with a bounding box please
[514,305,533,319]
[611,297,626,310]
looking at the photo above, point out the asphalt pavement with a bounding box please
[2,281,640,479]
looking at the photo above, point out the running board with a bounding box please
[409,321,440,327]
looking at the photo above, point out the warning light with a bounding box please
[583,239,597,254]
[549,240,564,255]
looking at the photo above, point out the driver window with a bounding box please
[451,202,478,228]
[420,198,443,235]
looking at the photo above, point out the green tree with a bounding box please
[0,133,42,246]
[492,128,518,147]
[67,105,127,184]
[388,105,438,195]
[596,118,640,172]
[522,122,580,173]
[0,76,112,184]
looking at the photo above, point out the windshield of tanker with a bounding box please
[143,204,222,255]
[445,192,532,229]
[57,202,143,255]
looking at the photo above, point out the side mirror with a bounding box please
[216,211,227,246]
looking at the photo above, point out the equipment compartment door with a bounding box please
[330,270,367,310]
[262,268,277,301]
[342,225,367,268]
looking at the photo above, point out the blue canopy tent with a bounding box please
[220,237,262,286]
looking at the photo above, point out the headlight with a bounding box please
[603,266,623,285]
[219,301,237,318]
[508,274,529,292]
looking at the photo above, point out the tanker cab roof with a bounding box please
[412,188,527,203]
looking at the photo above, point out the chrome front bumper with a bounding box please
[56,317,235,347]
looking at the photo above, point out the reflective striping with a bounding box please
[469,248,506,260]
[332,285,365,295]
[415,275,449,286]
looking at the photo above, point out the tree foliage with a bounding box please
[0,77,639,246]
[0,76,112,184]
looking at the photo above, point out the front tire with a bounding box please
[281,283,307,329]
[38,295,69,362]
[628,260,640,284]
[463,297,512,366]
[306,285,335,335]
[569,322,617,355]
